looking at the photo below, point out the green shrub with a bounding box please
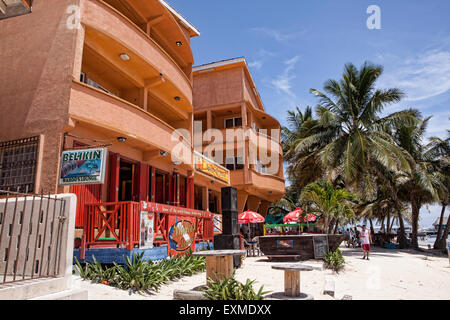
[323,248,345,272]
[203,271,270,300]
[74,252,206,294]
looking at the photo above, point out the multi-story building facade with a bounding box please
[0,1,284,256]
[0,0,229,228]
[193,58,286,217]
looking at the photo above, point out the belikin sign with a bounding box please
[59,148,107,186]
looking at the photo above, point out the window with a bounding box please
[0,136,39,192]
[224,117,242,129]
[225,156,244,171]
[255,160,267,174]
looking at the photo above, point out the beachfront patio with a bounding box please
[73,245,450,300]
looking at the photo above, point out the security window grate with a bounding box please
[0,136,39,192]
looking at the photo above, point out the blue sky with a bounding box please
[169,0,450,227]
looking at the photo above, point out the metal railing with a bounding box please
[0,189,66,285]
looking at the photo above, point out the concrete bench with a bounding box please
[271,264,314,297]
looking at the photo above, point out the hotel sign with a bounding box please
[194,152,230,184]
[59,148,107,186]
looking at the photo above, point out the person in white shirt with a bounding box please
[359,225,372,260]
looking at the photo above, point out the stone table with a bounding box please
[192,250,246,285]
[271,264,314,298]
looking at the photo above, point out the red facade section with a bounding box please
[70,184,102,228]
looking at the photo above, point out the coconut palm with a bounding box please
[295,62,419,199]
[282,106,324,190]
[299,179,356,233]
[425,133,450,249]
[393,116,447,248]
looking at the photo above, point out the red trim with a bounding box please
[138,163,149,202]
[109,153,120,202]
[150,167,156,202]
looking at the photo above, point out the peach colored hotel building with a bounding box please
[0,1,285,238]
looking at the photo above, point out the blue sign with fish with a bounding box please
[59,148,107,185]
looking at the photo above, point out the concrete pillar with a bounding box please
[247,196,261,212]
[237,190,248,214]
[139,87,148,111]
[241,103,248,127]
[202,186,209,211]
[206,110,212,130]
[259,200,271,217]
[72,24,85,80]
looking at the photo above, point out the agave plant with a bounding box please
[74,252,206,294]
[203,271,270,300]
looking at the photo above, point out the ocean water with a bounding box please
[418,235,449,246]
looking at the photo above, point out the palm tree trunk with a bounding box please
[395,204,408,249]
[328,218,336,234]
[433,203,447,249]
[411,200,420,249]
[380,216,385,234]
[390,217,396,234]
[436,213,450,250]
[333,219,339,234]
[369,218,375,235]
[386,212,391,234]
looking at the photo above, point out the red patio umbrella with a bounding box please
[304,213,317,222]
[239,210,265,241]
[283,208,303,224]
[238,210,265,224]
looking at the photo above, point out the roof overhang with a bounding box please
[0,0,32,20]
[159,0,200,38]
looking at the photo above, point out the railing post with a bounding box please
[80,204,88,260]
[126,203,133,250]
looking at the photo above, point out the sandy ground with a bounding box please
[73,245,450,300]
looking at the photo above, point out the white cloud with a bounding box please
[271,55,300,98]
[250,27,307,45]
[378,50,450,101]
[426,113,450,138]
[248,60,263,70]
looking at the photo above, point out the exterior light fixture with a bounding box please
[117,137,127,142]
[174,96,181,101]
[119,53,130,61]
[160,150,169,156]
[176,41,183,47]
[173,160,181,166]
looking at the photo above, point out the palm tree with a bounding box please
[296,62,418,198]
[425,133,450,249]
[282,106,324,190]
[299,179,356,233]
[393,116,447,248]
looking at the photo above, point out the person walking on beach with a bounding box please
[360,225,372,260]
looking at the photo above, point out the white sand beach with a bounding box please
[74,246,450,300]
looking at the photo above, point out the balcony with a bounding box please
[68,81,192,162]
[80,0,193,110]
[0,0,32,20]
